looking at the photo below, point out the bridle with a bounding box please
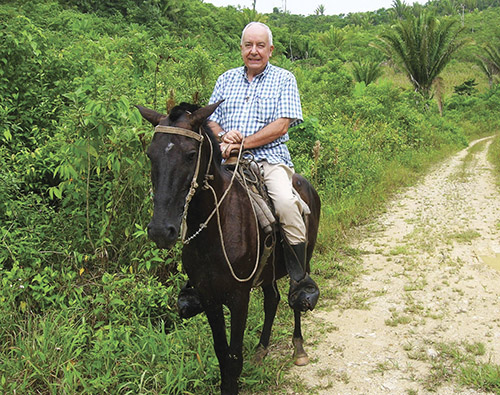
[154,125,205,243]
[153,124,261,283]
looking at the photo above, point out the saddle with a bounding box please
[224,152,311,235]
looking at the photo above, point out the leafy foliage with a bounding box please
[476,40,500,86]
[454,78,479,95]
[351,60,383,85]
[376,12,469,98]
[1,0,500,393]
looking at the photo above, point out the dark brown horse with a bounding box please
[136,101,320,395]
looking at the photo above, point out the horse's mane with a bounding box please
[171,102,222,166]
[169,102,200,122]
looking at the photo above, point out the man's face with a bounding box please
[240,25,274,78]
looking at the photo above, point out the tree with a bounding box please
[315,4,325,16]
[351,60,383,85]
[236,8,268,27]
[441,0,459,16]
[318,26,345,51]
[391,0,410,20]
[375,12,468,99]
[477,41,500,87]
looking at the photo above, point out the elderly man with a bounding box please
[207,21,319,312]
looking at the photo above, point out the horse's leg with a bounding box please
[254,282,280,363]
[292,309,309,366]
[204,304,230,392]
[222,292,250,395]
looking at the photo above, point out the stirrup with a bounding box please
[288,273,320,312]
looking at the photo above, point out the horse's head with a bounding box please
[136,101,222,249]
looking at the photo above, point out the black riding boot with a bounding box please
[177,282,204,319]
[282,242,320,312]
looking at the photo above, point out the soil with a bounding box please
[289,136,500,394]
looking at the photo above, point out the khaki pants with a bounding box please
[260,161,307,245]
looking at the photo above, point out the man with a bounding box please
[207,21,319,312]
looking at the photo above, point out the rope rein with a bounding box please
[153,124,262,283]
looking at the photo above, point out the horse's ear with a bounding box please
[135,105,166,127]
[190,100,224,130]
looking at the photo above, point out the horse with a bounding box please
[136,101,321,395]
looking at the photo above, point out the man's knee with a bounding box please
[273,195,303,223]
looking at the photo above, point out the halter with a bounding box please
[155,124,206,243]
[154,125,204,142]
[153,123,261,283]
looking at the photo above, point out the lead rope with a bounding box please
[182,135,261,283]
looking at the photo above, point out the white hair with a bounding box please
[240,22,273,46]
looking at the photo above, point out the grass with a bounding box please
[451,138,489,182]
[2,145,495,395]
[422,341,500,394]
[448,229,481,243]
[2,101,498,395]
[0,279,302,395]
[385,312,413,327]
[402,340,500,393]
[488,134,500,187]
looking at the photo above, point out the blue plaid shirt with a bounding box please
[208,63,303,167]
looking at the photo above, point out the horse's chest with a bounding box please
[182,243,255,290]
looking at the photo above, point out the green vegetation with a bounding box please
[1,0,500,393]
[488,134,500,185]
[376,12,468,99]
[422,341,500,393]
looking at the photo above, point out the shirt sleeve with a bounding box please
[276,72,303,128]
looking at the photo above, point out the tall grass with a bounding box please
[0,281,301,394]
[488,134,500,185]
[1,1,500,394]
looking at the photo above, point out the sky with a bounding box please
[204,0,427,16]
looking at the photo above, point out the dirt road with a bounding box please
[291,136,500,394]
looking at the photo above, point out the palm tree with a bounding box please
[391,0,410,20]
[441,0,459,16]
[315,4,325,16]
[351,60,383,85]
[464,0,478,11]
[318,26,345,50]
[375,12,468,99]
[477,41,500,87]
[236,7,268,27]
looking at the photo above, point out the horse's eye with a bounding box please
[186,150,197,163]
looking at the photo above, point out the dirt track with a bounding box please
[290,136,500,394]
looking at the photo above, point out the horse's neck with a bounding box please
[189,152,228,212]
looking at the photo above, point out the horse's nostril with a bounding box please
[147,222,178,245]
[165,225,177,239]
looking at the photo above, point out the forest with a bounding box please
[1,0,500,393]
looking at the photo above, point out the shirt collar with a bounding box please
[242,62,272,82]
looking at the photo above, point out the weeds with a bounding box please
[385,312,412,327]
[413,341,500,394]
[448,229,481,243]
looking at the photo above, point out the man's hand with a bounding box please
[220,129,243,159]
[222,129,243,144]
[220,142,242,159]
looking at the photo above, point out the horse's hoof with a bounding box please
[253,344,269,364]
[294,354,309,366]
